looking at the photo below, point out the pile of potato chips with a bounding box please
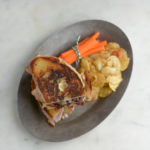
[79,42,130,100]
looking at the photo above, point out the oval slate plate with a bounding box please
[18,20,133,142]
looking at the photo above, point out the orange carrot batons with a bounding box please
[59,32,107,64]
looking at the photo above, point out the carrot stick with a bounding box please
[78,39,99,54]
[61,40,107,59]
[63,46,105,64]
[83,47,105,57]
[91,32,100,39]
[61,41,97,62]
[60,37,90,58]
[60,32,99,57]
[63,52,78,64]
[99,40,107,47]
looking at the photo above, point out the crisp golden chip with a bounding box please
[93,58,103,71]
[112,48,130,71]
[106,42,120,49]
[90,64,97,72]
[80,57,92,72]
[106,73,122,91]
[101,56,121,76]
[105,42,120,54]
[90,72,105,88]
[98,51,111,59]
[120,57,130,71]
[99,86,112,98]
[91,86,100,100]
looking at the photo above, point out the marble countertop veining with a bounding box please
[0,0,150,150]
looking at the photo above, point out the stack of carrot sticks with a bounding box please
[59,32,107,64]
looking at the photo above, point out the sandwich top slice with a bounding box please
[26,56,86,106]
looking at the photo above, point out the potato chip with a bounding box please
[80,57,92,71]
[102,66,118,76]
[105,42,120,54]
[99,86,112,98]
[91,86,100,100]
[90,72,105,88]
[120,57,130,71]
[93,58,103,71]
[106,56,121,70]
[90,64,97,72]
[106,42,120,49]
[112,48,130,71]
[106,73,122,91]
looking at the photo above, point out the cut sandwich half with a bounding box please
[26,56,86,104]
[26,56,92,126]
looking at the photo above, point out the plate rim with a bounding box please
[18,19,133,142]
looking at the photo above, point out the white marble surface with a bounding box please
[0,0,150,149]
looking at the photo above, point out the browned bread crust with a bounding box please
[27,56,85,103]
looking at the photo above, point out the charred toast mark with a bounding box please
[30,56,85,103]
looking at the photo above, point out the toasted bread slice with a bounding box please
[26,56,85,103]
